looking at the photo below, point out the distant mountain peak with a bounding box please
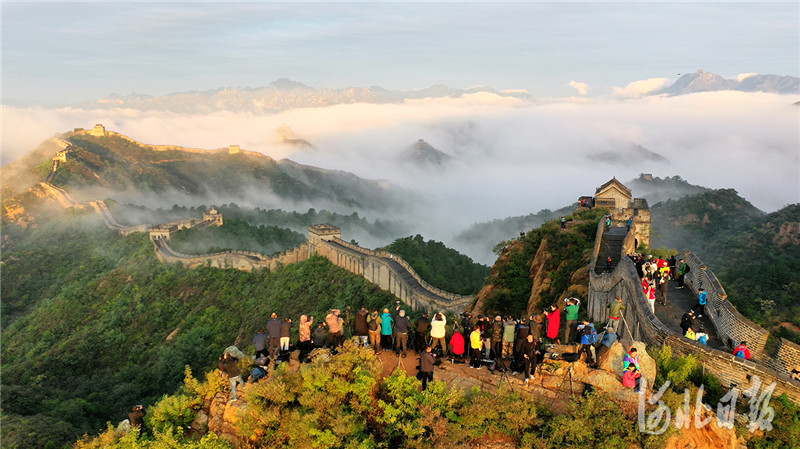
[268,78,311,90]
[400,139,452,167]
[657,70,798,96]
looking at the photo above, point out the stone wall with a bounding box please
[588,222,800,403]
[682,251,769,353]
[155,239,309,272]
[311,237,474,313]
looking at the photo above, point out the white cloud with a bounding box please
[2,91,798,263]
[737,72,758,81]
[568,81,589,95]
[612,78,669,98]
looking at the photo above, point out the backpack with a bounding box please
[685,264,691,273]
[698,334,708,345]
[367,315,379,331]
[588,327,598,344]
[735,348,746,359]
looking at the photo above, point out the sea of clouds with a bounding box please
[3,90,798,261]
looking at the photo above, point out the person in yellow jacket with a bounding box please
[470,325,483,369]
[685,326,697,340]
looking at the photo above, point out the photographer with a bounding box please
[502,316,516,359]
[128,404,146,431]
[491,316,503,358]
[366,309,382,353]
[380,308,394,351]
[393,306,411,357]
[418,345,436,391]
[414,313,431,354]
[521,333,539,383]
[354,307,369,347]
[469,325,483,369]
[298,315,314,361]
[326,309,343,347]
[430,312,447,356]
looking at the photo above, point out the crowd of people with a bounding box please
[223,294,641,394]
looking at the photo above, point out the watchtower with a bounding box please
[89,124,106,137]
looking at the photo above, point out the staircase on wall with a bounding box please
[595,226,627,274]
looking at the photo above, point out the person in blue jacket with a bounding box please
[380,308,394,351]
[692,288,708,318]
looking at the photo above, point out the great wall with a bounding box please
[32,127,800,401]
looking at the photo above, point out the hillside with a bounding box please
[0,209,402,448]
[1,130,418,230]
[380,235,490,295]
[472,208,604,317]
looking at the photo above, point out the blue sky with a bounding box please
[2,2,798,105]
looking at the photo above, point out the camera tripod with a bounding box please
[548,360,576,408]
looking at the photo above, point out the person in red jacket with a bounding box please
[623,364,643,393]
[733,341,751,360]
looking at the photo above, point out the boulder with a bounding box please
[190,410,208,431]
[598,340,656,391]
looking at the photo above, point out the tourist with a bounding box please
[298,315,314,360]
[470,325,483,369]
[417,345,436,391]
[478,316,492,358]
[544,304,561,344]
[563,297,581,344]
[577,320,597,365]
[267,312,281,359]
[623,364,643,393]
[492,315,504,358]
[695,327,709,345]
[521,333,539,383]
[353,307,369,347]
[430,312,448,356]
[366,309,382,353]
[733,341,751,360]
[380,308,394,351]
[514,318,530,358]
[684,326,696,340]
[623,347,640,371]
[502,316,517,359]
[693,288,708,318]
[279,317,293,352]
[128,404,146,431]
[677,259,689,288]
[326,309,343,347]
[219,352,245,402]
[253,329,268,359]
[313,322,327,349]
[607,296,625,330]
[646,285,656,313]
[656,271,669,306]
[393,307,411,357]
[414,313,431,354]
[680,310,696,336]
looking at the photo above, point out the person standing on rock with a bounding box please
[298,315,314,361]
[267,312,281,359]
[326,309,344,348]
[491,316,504,358]
[502,316,517,359]
[521,333,539,383]
[366,309,382,353]
[354,307,369,348]
[417,345,436,391]
[563,298,581,345]
[414,313,431,354]
[218,352,244,402]
[128,404,146,432]
[393,307,411,358]
[253,329,268,360]
[430,312,447,356]
[470,325,483,369]
[577,320,597,365]
[544,304,561,344]
[279,317,293,352]
[380,308,394,351]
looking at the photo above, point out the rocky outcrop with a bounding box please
[526,239,553,313]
